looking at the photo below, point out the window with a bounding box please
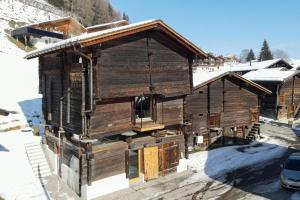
[128,150,139,179]
[134,96,151,120]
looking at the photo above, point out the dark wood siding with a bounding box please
[157,97,184,126]
[186,76,260,138]
[82,142,128,184]
[97,32,191,99]
[89,100,132,138]
[98,35,150,98]
[149,38,190,97]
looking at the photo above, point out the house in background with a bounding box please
[11,16,87,47]
[243,68,300,120]
[186,69,271,150]
[226,59,293,75]
[25,19,207,200]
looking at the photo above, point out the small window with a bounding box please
[199,91,203,94]
[134,96,151,119]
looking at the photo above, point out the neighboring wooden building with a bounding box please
[227,59,293,75]
[243,68,300,120]
[0,108,10,116]
[186,70,271,150]
[11,17,87,46]
[26,19,207,199]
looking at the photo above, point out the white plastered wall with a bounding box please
[177,158,188,173]
[45,145,58,174]
[81,173,129,200]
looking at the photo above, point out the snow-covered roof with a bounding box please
[193,68,228,87]
[225,59,292,72]
[18,16,85,30]
[290,59,300,69]
[86,20,128,32]
[243,68,298,82]
[25,19,207,59]
[192,68,271,94]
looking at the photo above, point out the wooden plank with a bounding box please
[143,146,159,180]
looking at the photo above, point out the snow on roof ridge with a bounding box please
[224,58,292,72]
[243,68,297,82]
[193,68,228,87]
[24,19,173,59]
[86,20,128,29]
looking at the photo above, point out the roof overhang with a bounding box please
[25,19,207,59]
[193,72,272,95]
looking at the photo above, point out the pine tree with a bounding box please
[258,39,273,61]
[122,12,129,22]
[246,49,256,62]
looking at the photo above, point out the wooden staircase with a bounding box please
[293,104,300,119]
[246,123,261,142]
[25,142,52,178]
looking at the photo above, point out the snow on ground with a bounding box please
[290,192,300,200]
[252,179,281,194]
[183,136,288,185]
[0,131,48,200]
[0,52,43,131]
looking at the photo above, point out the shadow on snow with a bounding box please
[18,98,44,135]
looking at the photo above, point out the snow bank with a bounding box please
[0,131,48,200]
[184,136,288,185]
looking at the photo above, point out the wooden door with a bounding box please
[158,142,179,175]
[143,146,159,180]
[208,114,221,128]
[287,105,294,118]
[250,109,259,122]
[235,126,244,139]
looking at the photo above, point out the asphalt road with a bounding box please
[154,123,300,200]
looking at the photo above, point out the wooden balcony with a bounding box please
[132,118,164,132]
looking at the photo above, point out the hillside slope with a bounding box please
[0,0,62,130]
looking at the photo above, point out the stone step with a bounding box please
[25,147,43,153]
[25,145,41,150]
[28,154,46,160]
[32,164,51,171]
[26,149,44,155]
[33,170,51,177]
[24,143,41,148]
[29,159,48,166]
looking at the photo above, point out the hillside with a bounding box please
[46,0,122,26]
[0,0,63,131]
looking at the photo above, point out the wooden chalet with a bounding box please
[25,19,207,199]
[228,59,293,75]
[186,70,271,150]
[243,68,300,120]
[11,17,87,46]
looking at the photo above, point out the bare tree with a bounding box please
[273,49,290,60]
[239,49,250,63]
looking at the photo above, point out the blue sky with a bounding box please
[111,0,300,59]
